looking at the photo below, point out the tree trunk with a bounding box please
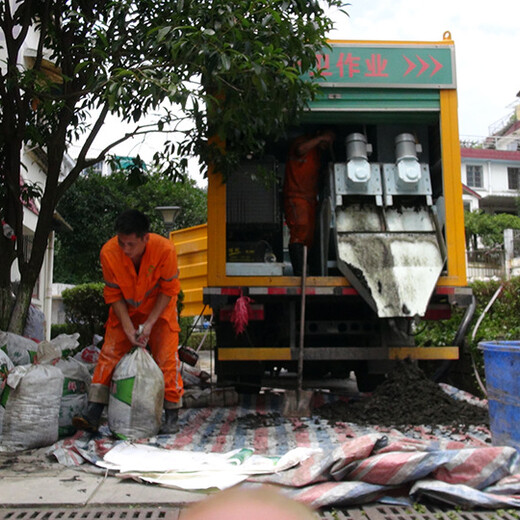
[8,280,34,335]
[0,287,14,332]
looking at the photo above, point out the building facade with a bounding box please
[461,105,520,215]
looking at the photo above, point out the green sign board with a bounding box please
[306,43,455,89]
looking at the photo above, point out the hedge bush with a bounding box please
[416,276,520,396]
[61,283,108,347]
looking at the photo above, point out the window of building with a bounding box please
[466,165,483,188]
[508,167,520,190]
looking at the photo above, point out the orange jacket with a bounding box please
[283,136,322,202]
[100,233,180,333]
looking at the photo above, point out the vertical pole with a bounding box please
[297,245,308,396]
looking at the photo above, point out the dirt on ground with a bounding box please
[231,361,489,432]
[314,360,489,429]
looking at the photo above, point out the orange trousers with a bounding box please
[283,196,316,247]
[89,317,183,408]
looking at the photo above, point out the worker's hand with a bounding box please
[135,322,152,347]
[319,130,335,146]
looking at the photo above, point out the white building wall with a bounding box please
[462,156,520,209]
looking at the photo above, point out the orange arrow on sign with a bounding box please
[429,55,443,76]
[403,55,444,77]
[403,55,416,76]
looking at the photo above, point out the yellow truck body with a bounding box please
[172,35,473,391]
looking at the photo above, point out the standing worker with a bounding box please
[73,209,183,434]
[283,129,335,275]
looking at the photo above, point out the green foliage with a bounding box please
[1,0,346,333]
[50,322,77,339]
[465,211,520,248]
[416,277,520,393]
[54,171,207,283]
[61,283,108,346]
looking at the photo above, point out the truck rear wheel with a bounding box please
[234,374,262,395]
[354,370,386,393]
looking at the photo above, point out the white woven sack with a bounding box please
[108,347,164,439]
[0,350,15,440]
[1,364,64,451]
[0,331,38,366]
[56,357,92,436]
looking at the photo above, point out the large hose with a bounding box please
[432,293,477,383]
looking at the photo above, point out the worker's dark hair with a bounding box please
[115,209,150,237]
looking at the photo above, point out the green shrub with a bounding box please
[62,283,108,347]
[51,323,77,339]
[416,276,520,396]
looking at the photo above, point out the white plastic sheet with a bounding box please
[96,442,319,490]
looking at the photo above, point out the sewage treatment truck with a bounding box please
[172,33,473,392]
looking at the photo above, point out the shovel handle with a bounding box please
[297,245,308,394]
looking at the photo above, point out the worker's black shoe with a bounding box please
[72,402,104,433]
[159,408,179,435]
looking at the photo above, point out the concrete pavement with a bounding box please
[0,446,206,508]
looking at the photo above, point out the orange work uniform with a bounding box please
[283,136,322,247]
[89,233,183,408]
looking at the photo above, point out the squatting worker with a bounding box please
[283,129,335,276]
[73,209,183,434]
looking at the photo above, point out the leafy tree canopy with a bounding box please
[54,168,207,284]
[464,210,520,248]
[0,0,346,332]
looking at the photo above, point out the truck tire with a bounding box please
[355,370,385,393]
[234,375,262,395]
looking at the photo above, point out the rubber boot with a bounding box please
[72,402,104,433]
[289,243,304,276]
[159,408,179,435]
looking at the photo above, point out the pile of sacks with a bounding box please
[0,330,173,448]
[0,331,95,451]
[1,330,213,451]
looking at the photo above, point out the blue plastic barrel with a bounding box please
[479,341,520,451]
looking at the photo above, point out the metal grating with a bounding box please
[0,510,180,520]
[318,509,368,520]
[349,505,520,520]
[1,505,519,520]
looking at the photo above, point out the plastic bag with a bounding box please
[23,304,45,342]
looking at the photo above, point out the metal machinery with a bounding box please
[172,35,473,392]
[333,131,446,319]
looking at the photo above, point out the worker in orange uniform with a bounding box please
[73,209,183,434]
[283,129,335,275]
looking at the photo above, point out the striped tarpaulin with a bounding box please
[49,393,520,509]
